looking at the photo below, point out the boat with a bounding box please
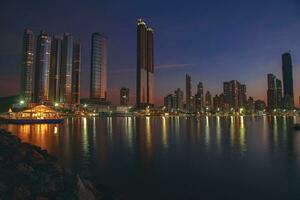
[0,105,64,124]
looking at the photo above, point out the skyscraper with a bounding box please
[136,18,154,108]
[185,74,192,111]
[174,88,184,110]
[213,94,222,111]
[282,52,294,109]
[267,74,282,110]
[164,94,175,111]
[120,87,130,106]
[90,33,107,101]
[223,80,246,110]
[59,33,73,104]
[34,31,51,103]
[21,29,34,102]
[238,84,247,107]
[195,82,204,112]
[49,36,62,102]
[205,91,212,109]
[72,40,81,104]
[276,78,282,109]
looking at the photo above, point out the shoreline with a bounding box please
[0,128,104,199]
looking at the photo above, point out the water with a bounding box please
[1,116,300,199]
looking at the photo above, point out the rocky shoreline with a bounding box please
[0,129,101,200]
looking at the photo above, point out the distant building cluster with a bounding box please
[164,53,295,114]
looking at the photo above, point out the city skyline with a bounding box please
[1,0,300,106]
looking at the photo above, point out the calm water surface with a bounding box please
[1,116,300,199]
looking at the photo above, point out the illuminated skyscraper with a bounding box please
[90,33,107,100]
[267,74,282,110]
[59,33,73,104]
[185,74,192,111]
[49,36,62,102]
[195,82,204,112]
[72,40,81,104]
[174,88,184,110]
[238,84,247,107]
[282,52,294,109]
[205,91,212,109]
[136,18,154,108]
[34,31,51,103]
[223,80,246,110]
[164,94,175,111]
[120,87,129,106]
[21,28,34,102]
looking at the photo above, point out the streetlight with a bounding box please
[19,100,25,105]
[54,102,59,107]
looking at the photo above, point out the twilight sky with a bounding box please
[0,0,300,106]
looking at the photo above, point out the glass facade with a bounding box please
[136,19,154,108]
[59,33,73,103]
[34,31,51,103]
[21,29,34,102]
[90,33,107,100]
[49,36,62,102]
[72,41,81,104]
[282,52,294,109]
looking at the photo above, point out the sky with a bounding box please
[0,0,300,106]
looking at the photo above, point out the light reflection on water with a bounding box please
[1,116,300,199]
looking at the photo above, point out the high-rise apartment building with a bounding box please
[174,88,184,110]
[185,74,192,111]
[205,91,212,109]
[49,36,62,102]
[195,82,204,112]
[90,33,107,101]
[136,18,154,108]
[223,80,246,110]
[21,29,35,102]
[267,74,282,111]
[59,33,73,104]
[34,31,51,103]
[72,40,81,104]
[282,52,294,109]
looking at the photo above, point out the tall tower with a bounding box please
[282,52,294,109]
[49,36,62,102]
[59,33,73,104]
[90,33,107,100]
[34,31,51,103]
[72,40,81,104]
[21,28,34,102]
[267,74,283,110]
[195,82,204,112]
[185,74,192,111]
[136,18,154,108]
[174,88,184,110]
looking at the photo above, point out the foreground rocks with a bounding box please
[0,129,101,200]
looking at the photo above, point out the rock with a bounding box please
[76,176,96,200]
[0,181,7,193]
[13,185,31,199]
[0,129,103,200]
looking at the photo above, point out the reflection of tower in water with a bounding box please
[136,117,153,166]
